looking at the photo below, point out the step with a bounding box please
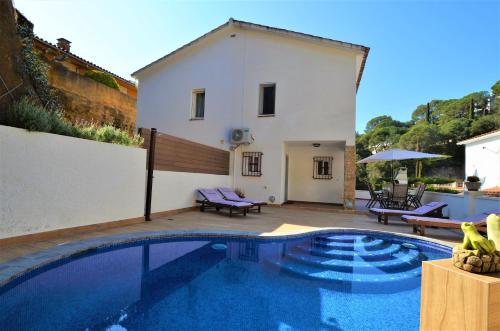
[270,260,422,293]
[285,249,422,273]
[316,234,369,243]
[312,238,388,251]
[296,243,403,261]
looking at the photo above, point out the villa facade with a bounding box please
[133,19,369,207]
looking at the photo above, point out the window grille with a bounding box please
[242,152,262,176]
[313,156,333,179]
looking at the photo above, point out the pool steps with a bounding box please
[270,234,424,291]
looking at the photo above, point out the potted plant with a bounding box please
[465,175,481,191]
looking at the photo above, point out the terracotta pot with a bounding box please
[465,181,481,191]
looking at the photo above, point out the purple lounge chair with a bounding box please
[369,201,448,225]
[197,188,252,217]
[401,209,500,236]
[217,187,267,213]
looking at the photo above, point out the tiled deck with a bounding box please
[0,206,462,265]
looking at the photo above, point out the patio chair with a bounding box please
[401,209,500,236]
[385,183,409,210]
[369,201,448,225]
[197,188,252,217]
[217,187,267,213]
[408,184,426,208]
[366,182,386,208]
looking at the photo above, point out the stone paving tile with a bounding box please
[0,207,462,287]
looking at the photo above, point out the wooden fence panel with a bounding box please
[139,128,230,175]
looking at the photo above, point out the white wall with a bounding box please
[286,143,344,204]
[151,170,231,213]
[420,191,499,219]
[0,125,146,239]
[463,135,500,189]
[356,189,499,219]
[136,25,360,204]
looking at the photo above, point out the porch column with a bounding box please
[343,145,356,209]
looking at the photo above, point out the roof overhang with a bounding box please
[457,129,500,145]
[132,18,369,91]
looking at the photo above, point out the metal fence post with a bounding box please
[145,128,156,221]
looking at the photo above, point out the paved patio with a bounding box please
[0,206,462,265]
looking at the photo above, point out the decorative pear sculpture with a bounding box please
[487,214,500,251]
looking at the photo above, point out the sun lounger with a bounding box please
[217,187,267,213]
[197,188,252,217]
[369,201,448,225]
[401,209,500,236]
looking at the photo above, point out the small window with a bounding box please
[259,84,276,116]
[242,152,263,176]
[313,156,333,179]
[191,89,205,119]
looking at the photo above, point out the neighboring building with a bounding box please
[133,19,369,207]
[15,10,138,131]
[458,129,500,190]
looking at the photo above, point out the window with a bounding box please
[259,83,276,116]
[242,152,263,176]
[313,156,333,179]
[191,89,205,119]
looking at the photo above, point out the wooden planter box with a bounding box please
[421,259,500,331]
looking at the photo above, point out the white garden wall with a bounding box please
[0,125,147,239]
[356,189,499,219]
[151,170,231,213]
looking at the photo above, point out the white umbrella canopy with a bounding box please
[357,149,446,164]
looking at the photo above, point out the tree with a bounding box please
[411,100,441,124]
[470,114,500,136]
[439,118,471,142]
[399,124,440,177]
[368,126,407,152]
[492,80,500,96]
[365,115,394,132]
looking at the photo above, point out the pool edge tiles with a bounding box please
[0,228,452,289]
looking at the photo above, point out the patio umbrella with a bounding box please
[357,148,447,180]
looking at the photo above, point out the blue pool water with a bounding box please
[0,232,451,331]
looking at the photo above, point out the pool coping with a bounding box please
[0,227,454,288]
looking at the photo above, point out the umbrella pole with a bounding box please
[391,160,394,182]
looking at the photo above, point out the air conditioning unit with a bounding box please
[231,128,253,145]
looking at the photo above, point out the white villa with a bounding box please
[458,129,500,190]
[133,19,369,207]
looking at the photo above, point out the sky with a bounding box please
[14,0,499,132]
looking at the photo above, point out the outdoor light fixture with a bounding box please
[312,143,321,147]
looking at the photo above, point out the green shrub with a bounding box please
[409,177,455,185]
[84,70,119,89]
[2,97,143,147]
[466,175,480,182]
[92,125,143,146]
[3,97,71,135]
[17,24,61,112]
[425,187,461,194]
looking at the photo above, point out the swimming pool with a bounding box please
[0,231,451,331]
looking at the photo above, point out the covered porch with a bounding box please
[283,141,356,208]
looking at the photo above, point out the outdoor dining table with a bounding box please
[378,186,417,210]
